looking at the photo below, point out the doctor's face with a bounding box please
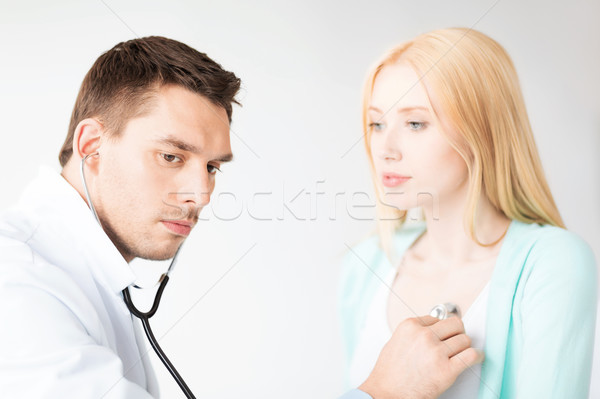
[368,63,469,215]
[93,84,232,262]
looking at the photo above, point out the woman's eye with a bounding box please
[368,122,385,132]
[207,164,221,175]
[161,153,183,163]
[407,121,427,131]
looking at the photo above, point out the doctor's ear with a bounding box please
[72,118,104,160]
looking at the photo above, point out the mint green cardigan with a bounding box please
[338,219,597,398]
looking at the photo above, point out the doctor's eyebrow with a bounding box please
[153,135,234,162]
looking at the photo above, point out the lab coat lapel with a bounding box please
[20,165,136,294]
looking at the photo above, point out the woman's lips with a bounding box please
[161,220,192,236]
[382,173,411,188]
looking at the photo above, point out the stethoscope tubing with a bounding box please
[122,277,196,398]
[81,153,196,398]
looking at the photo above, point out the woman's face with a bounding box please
[368,63,469,215]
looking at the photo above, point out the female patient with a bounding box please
[339,28,597,398]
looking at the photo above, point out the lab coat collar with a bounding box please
[17,164,136,294]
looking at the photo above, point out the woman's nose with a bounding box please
[379,129,402,161]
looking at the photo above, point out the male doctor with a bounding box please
[0,36,481,398]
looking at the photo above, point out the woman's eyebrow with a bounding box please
[397,106,429,114]
[367,105,429,114]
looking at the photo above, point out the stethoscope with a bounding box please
[430,302,461,320]
[80,153,196,398]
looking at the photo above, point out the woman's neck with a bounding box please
[413,192,511,270]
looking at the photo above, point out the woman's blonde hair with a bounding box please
[362,28,564,260]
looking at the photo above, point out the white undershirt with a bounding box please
[348,265,490,398]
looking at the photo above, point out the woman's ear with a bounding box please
[72,118,104,160]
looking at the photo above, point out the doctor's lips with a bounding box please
[382,172,411,187]
[161,219,194,236]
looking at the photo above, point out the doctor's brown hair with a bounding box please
[58,36,241,167]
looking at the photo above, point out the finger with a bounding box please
[430,316,465,340]
[442,333,471,358]
[413,315,441,327]
[450,348,485,375]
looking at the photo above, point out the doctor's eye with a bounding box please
[160,153,183,163]
[368,122,385,132]
[207,164,221,175]
[407,121,427,131]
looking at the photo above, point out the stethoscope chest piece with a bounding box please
[430,302,461,320]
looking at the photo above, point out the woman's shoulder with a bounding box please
[510,220,595,259]
[508,219,597,282]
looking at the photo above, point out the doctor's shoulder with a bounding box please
[0,208,39,265]
[0,208,89,314]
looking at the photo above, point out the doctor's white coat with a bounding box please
[0,166,159,398]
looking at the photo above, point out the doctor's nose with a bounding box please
[167,174,212,214]
[178,190,211,208]
[184,175,212,208]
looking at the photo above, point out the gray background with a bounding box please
[1,0,598,397]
